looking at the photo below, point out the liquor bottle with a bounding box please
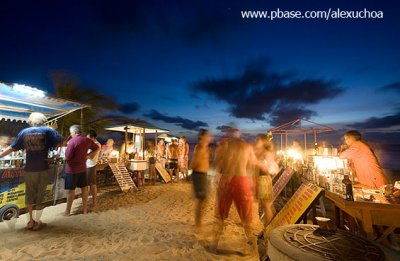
[313,142,319,155]
[342,174,354,201]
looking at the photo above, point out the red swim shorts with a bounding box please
[216,176,253,224]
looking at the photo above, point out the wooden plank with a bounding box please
[155,163,171,183]
[109,163,137,192]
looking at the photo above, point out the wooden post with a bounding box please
[304,133,307,152]
[285,132,288,150]
[80,108,83,129]
[124,126,128,161]
[142,128,145,159]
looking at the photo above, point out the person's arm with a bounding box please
[87,141,100,159]
[185,143,189,157]
[0,147,14,158]
[339,144,357,160]
[189,145,199,170]
[65,142,73,161]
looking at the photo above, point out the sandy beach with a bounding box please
[0,182,263,261]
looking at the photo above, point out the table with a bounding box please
[268,224,385,261]
[324,190,400,242]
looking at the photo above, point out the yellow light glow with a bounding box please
[287,149,303,162]
[110,150,119,158]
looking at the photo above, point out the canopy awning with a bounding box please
[269,118,333,135]
[105,118,169,134]
[0,82,89,122]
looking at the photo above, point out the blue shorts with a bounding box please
[64,172,88,190]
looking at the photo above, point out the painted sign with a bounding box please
[272,167,294,200]
[265,181,323,237]
[155,163,171,183]
[109,163,137,192]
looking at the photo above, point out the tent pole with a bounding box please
[80,108,83,129]
[124,126,128,162]
[142,128,146,159]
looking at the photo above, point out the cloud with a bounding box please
[378,82,400,93]
[269,105,316,127]
[216,125,235,133]
[192,59,344,125]
[348,110,400,129]
[144,110,208,130]
[89,1,239,45]
[118,102,140,114]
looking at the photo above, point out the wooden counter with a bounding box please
[324,190,400,242]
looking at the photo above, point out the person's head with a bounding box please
[69,125,82,137]
[198,129,212,144]
[158,139,164,145]
[227,128,240,139]
[344,130,362,146]
[292,139,301,147]
[106,139,114,146]
[180,136,187,144]
[172,138,178,144]
[256,134,274,151]
[27,112,47,127]
[86,130,97,140]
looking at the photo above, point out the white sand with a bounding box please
[0,182,263,260]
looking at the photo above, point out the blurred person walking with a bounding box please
[254,135,279,226]
[190,130,212,234]
[211,128,263,253]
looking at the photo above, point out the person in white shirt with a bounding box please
[86,130,101,208]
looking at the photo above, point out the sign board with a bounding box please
[272,167,294,200]
[109,163,137,192]
[265,181,323,237]
[155,163,171,183]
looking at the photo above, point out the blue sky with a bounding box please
[0,0,399,142]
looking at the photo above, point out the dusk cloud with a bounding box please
[378,82,400,93]
[144,110,208,130]
[118,102,140,114]
[192,59,344,125]
[216,125,235,133]
[269,105,316,127]
[348,110,400,129]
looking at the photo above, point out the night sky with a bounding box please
[1,0,400,142]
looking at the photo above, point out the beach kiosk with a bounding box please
[104,118,171,185]
[0,82,89,221]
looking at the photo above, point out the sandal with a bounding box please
[27,220,36,230]
[32,221,44,231]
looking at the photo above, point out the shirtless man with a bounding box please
[212,128,263,253]
[156,139,166,167]
[167,139,180,181]
[190,130,212,233]
[179,136,190,180]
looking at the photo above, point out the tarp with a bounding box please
[105,118,169,134]
[0,82,88,122]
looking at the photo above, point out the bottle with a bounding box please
[313,142,319,155]
[342,175,354,201]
